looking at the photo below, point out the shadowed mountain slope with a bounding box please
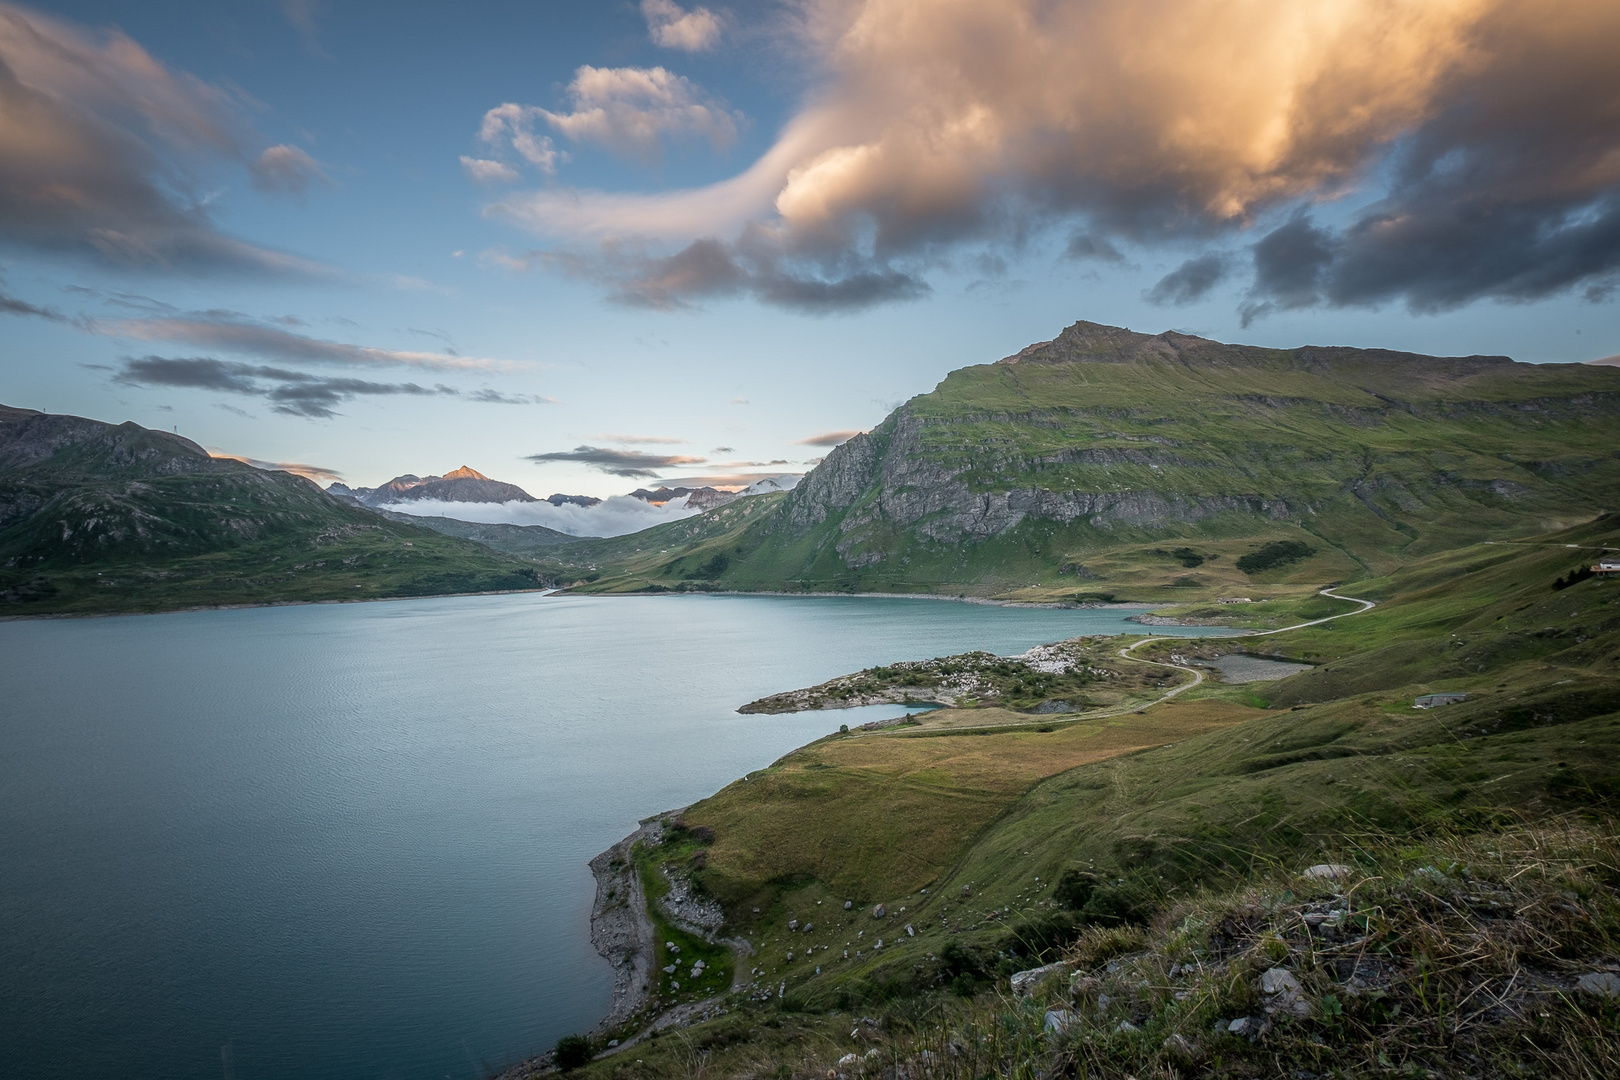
[0,406,548,614]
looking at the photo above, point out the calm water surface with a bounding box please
[0,593,1231,1080]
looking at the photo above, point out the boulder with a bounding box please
[1010,961,1073,997]
[1578,971,1620,997]
[1302,863,1353,881]
[873,903,887,918]
[1043,1009,1078,1034]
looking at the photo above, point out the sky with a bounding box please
[2,0,1619,499]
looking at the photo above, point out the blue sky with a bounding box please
[3,0,1618,497]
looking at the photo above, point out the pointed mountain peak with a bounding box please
[443,465,489,480]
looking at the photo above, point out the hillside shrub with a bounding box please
[1237,540,1317,575]
[553,1035,592,1071]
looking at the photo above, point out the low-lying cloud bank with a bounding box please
[384,495,705,538]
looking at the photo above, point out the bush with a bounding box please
[1236,540,1317,575]
[553,1035,593,1071]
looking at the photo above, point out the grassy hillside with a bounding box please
[533,516,1620,1076]
[537,322,1620,599]
[0,406,549,615]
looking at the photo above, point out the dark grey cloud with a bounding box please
[1063,231,1124,263]
[542,236,930,313]
[113,355,454,418]
[1146,253,1229,306]
[468,388,556,404]
[0,285,64,321]
[794,429,865,447]
[0,6,322,275]
[524,445,706,477]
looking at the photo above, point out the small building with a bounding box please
[1217,597,1252,604]
[1413,692,1468,709]
[1593,558,1620,575]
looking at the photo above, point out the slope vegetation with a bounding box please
[541,321,1620,598]
[0,405,549,614]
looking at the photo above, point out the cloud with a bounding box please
[280,0,327,55]
[95,308,515,372]
[534,66,741,164]
[113,356,455,418]
[524,445,707,477]
[642,0,723,52]
[211,451,342,483]
[468,388,556,404]
[384,495,704,538]
[711,445,735,453]
[794,429,866,447]
[479,0,1620,316]
[595,433,687,444]
[651,471,803,489]
[0,5,323,275]
[1146,253,1230,306]
[0,285,65,321]
[1064,232,1124,263]
[250,145,329,196]
[460,156,520,184]
[477,104,565,175]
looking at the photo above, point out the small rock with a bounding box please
[789,919,799,931]
[1163,1033,1195,1058]
[837,1053,860,1066]
[873,904,887,918]
[1302,863,1353,881]
[1260,967,1310,1017]
[662,964,677,974]
[787,951,794,961]
[1578,972,1620,997]
[1116,1020,1140,1034]
[1070,974,1100,994]
[804,923,814,933]
[905,924,915,937]
[1010,961,1072,997]
[1043,1009,1078,1033]
[1227,1016,1256,1037]
[1096,993,1112,1013]
[961,885,972,897]
[844,900,853,910]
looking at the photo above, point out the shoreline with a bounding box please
[557,587,1153,611]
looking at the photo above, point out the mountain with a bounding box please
[369,507,582,556]
[628,485,737,509]
[546,493,602,508]
[0,406,548,614]
[539,320,1620,595]
[339,465,537,506]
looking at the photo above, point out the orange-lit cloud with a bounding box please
[489,0,1620,314]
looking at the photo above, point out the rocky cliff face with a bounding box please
[760,321,1620,575]
[349,465,537,506]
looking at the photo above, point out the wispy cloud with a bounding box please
[94,308,517,372]
[594,433,687,444]
[210,451,342,484]
[114,356,456,418]
[642,0,723,52]
[250,145,331,196]
[0,5,327,276]
[795,429,865,447]
[524,445,707,477]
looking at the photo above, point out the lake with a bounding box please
[0,593,1233,1080]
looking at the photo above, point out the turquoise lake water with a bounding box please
[0,593,1233,1080]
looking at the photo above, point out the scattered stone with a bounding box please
[1578,972,1620,997]
[873,904,887,918]
[961,885,972,897]
[787,951,794,961]
[1162,1033,1196,1058]
[1116,1020,1140,1034]
[844,900,853,910]
[1070,974,1100,994]
[662,964,677,974]
[789,919,799,931]
[1260,967,1310,1017]
[607,1040,619,1048]
[804,923,814,933]
[1010,961,1073,997]
[837,1053,860,1066]
[1043,1009,1078,1034]
[1227,1016,1257,1037]
[905,924,915,937]
[1302,863,1353,881]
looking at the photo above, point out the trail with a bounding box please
[1114,586,1377,712]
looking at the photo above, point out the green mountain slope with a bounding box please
[0,405,549,614]
[369,507,582,555]
[544,321,1620,597]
